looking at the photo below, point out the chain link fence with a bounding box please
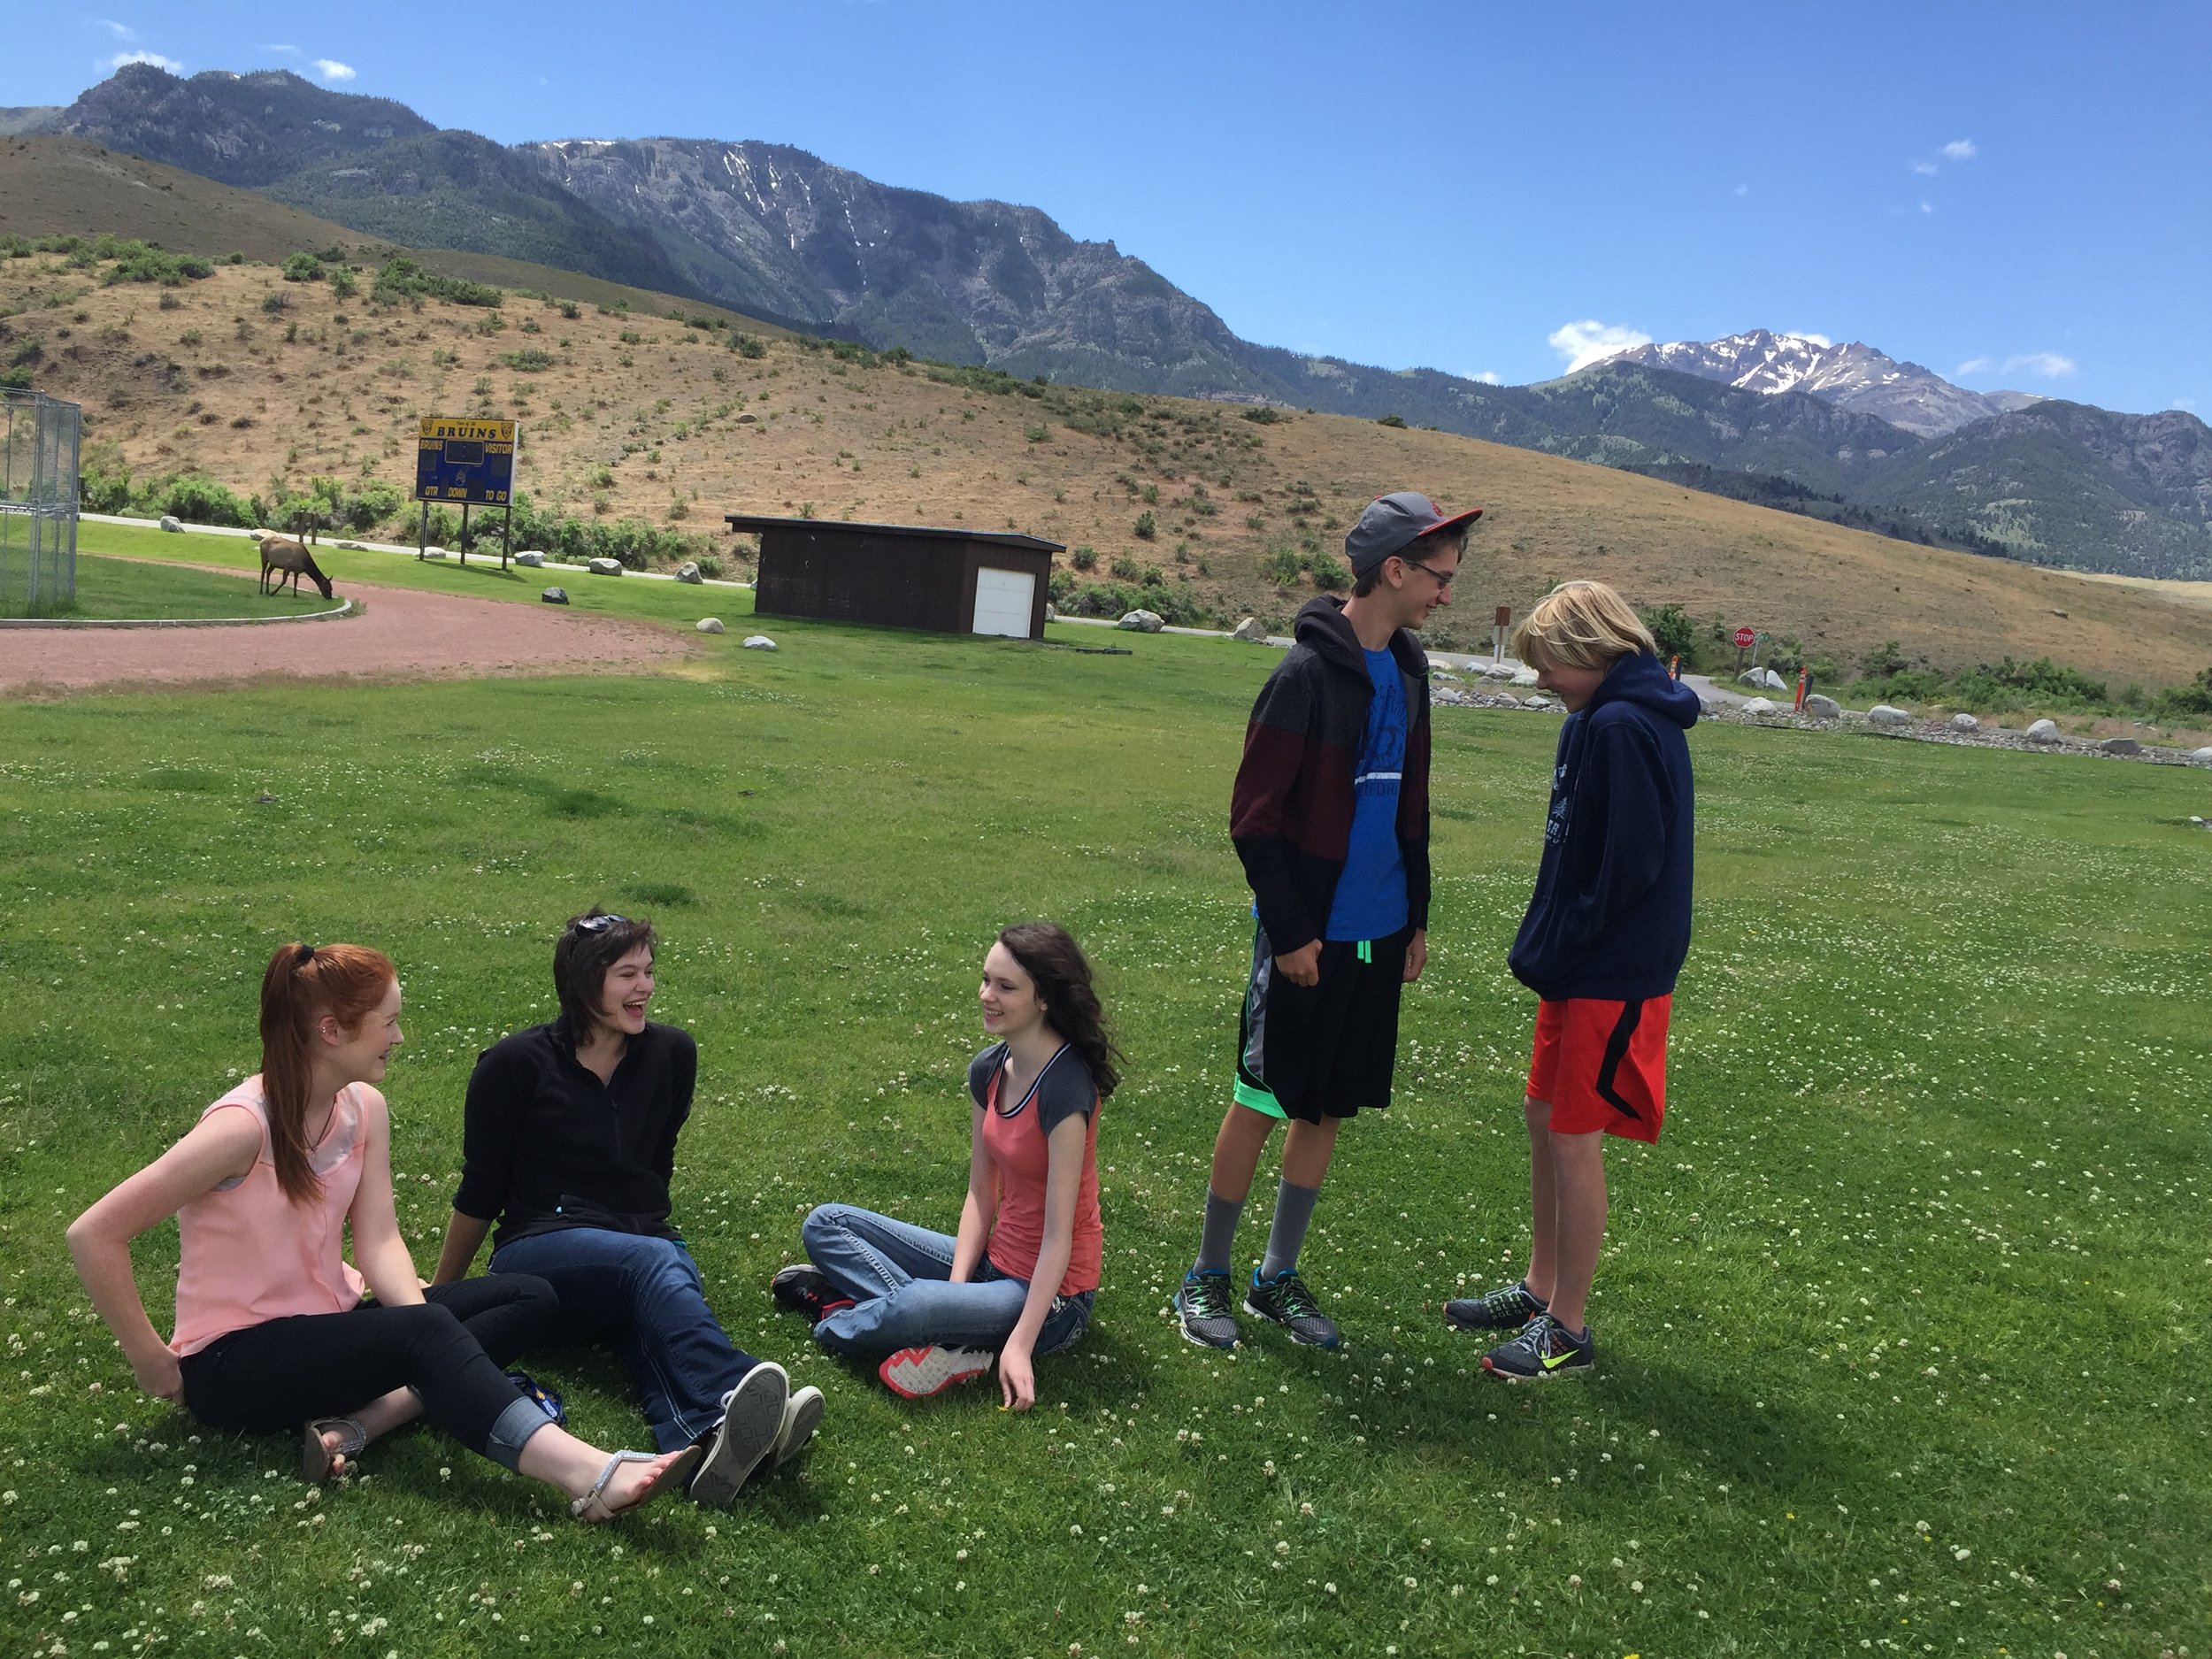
[1,388,82,616]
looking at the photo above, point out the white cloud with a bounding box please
[1733,182,1749,196]
[2174,397,2198,411]
[1786,331,1833,348]
[1909,159,1939,176]
[104,49,181,71]
[2004,351,2078,379]
[1471,371,1502,386]
[1955,357,1994,377]
[97,19,137,41]
[1548,319,1653,373]
[312,58,357,81]
[260,42,301,55]
[1941,139,1978,161]
[1919,199,1934,214]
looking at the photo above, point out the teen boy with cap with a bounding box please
[1174,490,1478,1350]
[1444,580,1699,1379]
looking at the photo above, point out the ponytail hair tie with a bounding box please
[296,944,317,968]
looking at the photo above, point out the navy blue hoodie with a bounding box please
[1509,652,1700,1002]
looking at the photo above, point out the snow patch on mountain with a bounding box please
[1601,328,2042,438]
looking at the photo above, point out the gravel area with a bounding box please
[1,578,694,696]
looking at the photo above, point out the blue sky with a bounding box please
[12,2,2208,415]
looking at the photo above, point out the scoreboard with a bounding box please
[414,417,518,505]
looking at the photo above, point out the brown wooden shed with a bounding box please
[724,515,1061,640]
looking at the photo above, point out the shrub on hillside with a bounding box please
[100,242,214,287]
[731,333,767,358]
[1133,511,1157,541]
[2154,667,2212,718]
[1110,555,1141,581]
[1059,580,1205,628]
[1377,413,1408,428]
[1070,545,1097,572]
[282,252,326,282]
[1306,552,1350,592]
[373,258,502,309]
[154,475,257,528]
[499,349,556,373]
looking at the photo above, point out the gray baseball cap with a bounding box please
[1343,491,1484,577]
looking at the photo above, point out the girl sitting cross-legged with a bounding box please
[433,910,819,1508]
[775,921,1117,1409]
[66,943,699,1523]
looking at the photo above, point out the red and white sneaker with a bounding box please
[877,1345,995,1400]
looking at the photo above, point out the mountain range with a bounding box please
[9,65,2210,579]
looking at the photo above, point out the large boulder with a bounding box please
[1043,603,1056,621]
[1802,694,1842,719]
[1492,693,1522,709]
[741,634,778,651]
[2026,718,2062,743]
[156,514,184,533]
[2098,736,2142,756]
[1740,696,1776,714]
[1738,667,1765,687]
[695,617,725,634]
[1763,667,1788,691]
[1524,693,1555,710]
[674,561,703,584]
[587,557,624,576]
[1481,663,1516,681]
[1868,704,1911,728]
[247,527,267,541]
[1231,616,1269,642]
[2192,746,2212,765]
[1509,666,1540,687]
[541,587,569,605]
[335,540,367,551]
[1951,712,1980,733]
[515,550,547,567]
[420,546,448,559]
[1118,609,1165,633]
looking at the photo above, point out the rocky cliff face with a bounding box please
[525,138,1285,395]
[54,65,433,188]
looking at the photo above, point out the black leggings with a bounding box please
[178,1276,562,1470]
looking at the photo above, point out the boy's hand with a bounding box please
[1403,930,1427,983]
[1273,940,1323,987]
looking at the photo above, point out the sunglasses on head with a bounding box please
[571,913,628,936]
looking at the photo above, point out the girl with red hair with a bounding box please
[67,942,697,1521]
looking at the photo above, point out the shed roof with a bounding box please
[722,514,1063,554]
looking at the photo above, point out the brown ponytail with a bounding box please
[257,942,396,1206]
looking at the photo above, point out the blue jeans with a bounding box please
[800,1203,1094,1361]
[490,1227,758,1453]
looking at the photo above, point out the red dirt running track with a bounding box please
[1,580,695,695]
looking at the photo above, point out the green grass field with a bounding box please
[1,591,2208,1659]
[0,553,336,621]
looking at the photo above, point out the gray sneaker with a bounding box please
[1243,1268,1340,1349]
[752,1385,825,1477]
[1173,1270,1240,1349]
[689,1361,788,1507]
[1445,1279,1548,1332]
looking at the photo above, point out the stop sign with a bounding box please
[1733,626,1756,649]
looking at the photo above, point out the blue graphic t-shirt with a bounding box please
[1323,649,1409,941]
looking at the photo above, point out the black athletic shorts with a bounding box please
[1233,921,1411,1124]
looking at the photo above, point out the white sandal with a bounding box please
[570,1444,703,1524]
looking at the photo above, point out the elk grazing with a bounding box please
[258,535,334,600]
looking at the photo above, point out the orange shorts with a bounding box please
[1526,995,1670,1142]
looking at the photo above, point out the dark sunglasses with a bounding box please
[571,913,629,935]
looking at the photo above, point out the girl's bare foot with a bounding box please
[568,1446,700,1523]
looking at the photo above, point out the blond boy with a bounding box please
[1448,580,1698,1379]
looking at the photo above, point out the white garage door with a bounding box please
[972,566,1036,638]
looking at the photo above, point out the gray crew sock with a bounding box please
[1258,1179,1321,1281]
[1194,1189,1245,1278]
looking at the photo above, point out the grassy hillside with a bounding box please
[0,137,790,334]
[4,234,2209,687]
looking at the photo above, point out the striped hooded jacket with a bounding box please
[1229,595,1432,954]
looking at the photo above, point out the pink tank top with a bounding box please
[170,1076,370,1357]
